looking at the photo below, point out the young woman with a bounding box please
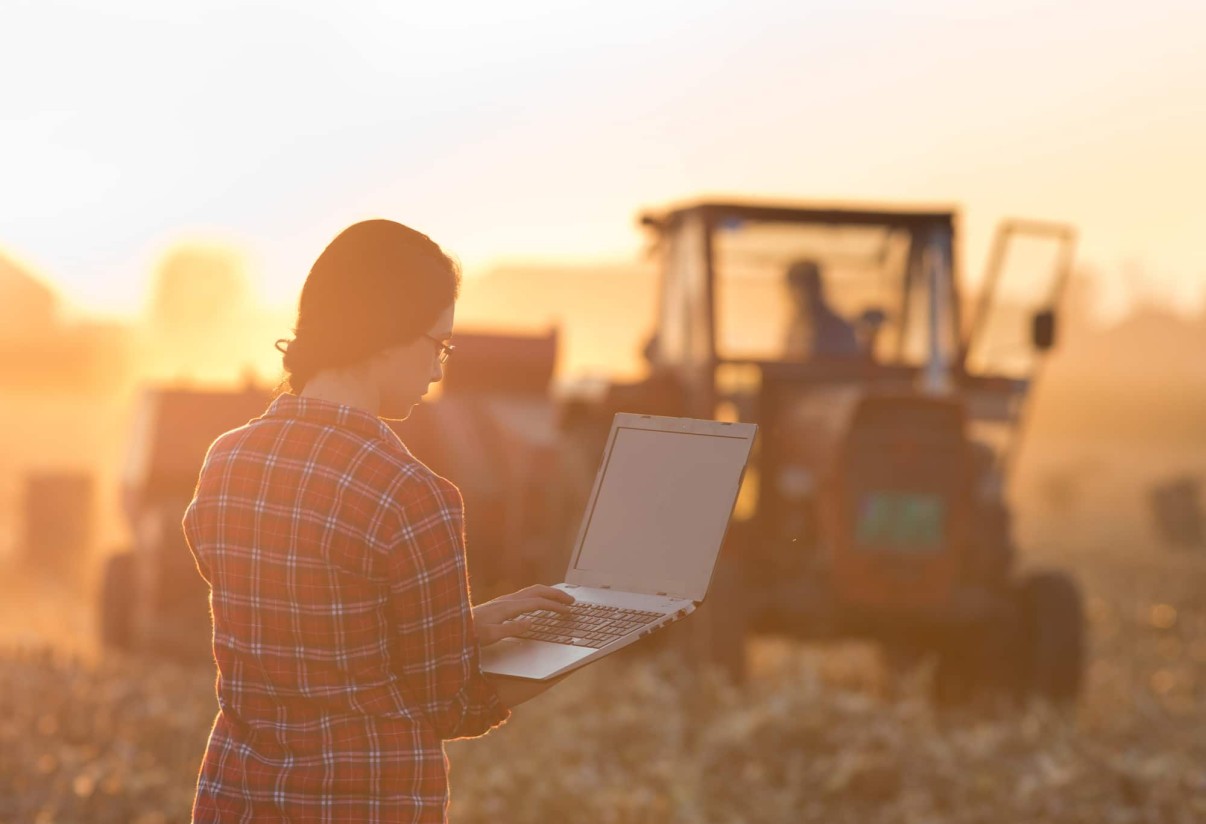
[183,219,574,822]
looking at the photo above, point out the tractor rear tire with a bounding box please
[648,548,750,684]
[931,599,1024,708]
[698,550,750,683]
[100,551,135,652]
[932,648,975,706]
[1015,570,1085,705]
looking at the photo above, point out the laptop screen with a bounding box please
[568,422,754,600]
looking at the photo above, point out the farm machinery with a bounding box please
[401,198,1084,703]
[100,197,1085,704]
[101,384,274,658]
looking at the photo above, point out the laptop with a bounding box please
[479,412,757,681]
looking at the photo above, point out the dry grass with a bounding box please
[2,514,1205,824]
[442,533,1206,824]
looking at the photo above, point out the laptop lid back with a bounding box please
[565,413,757,601]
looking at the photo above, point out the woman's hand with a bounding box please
[472,585,575,647]
[486,672,570,708]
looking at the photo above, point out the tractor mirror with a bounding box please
[1032,309,1057,351]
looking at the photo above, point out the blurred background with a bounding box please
[1,1,1204,822]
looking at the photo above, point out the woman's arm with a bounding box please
[472,586,577,707]
[386,480,578,732]
[386,477,511,740]
[485,673,567,708]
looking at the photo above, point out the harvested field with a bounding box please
[2,522,1204,823]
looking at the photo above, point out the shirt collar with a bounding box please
[262,393,409,452]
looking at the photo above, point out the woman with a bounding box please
[183,219,575,822]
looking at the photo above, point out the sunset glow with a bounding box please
[5,0,1205,326]
[5,6,1206,821]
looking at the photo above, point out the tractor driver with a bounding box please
[783,259,860,359]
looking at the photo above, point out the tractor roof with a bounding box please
[640,198,958,232]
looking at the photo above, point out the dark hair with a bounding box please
[276,219,460,392]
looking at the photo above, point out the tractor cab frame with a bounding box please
[598,199,1083,702]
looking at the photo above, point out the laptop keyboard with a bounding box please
[517,603,664,649]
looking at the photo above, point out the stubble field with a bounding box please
[2,512,1204,824]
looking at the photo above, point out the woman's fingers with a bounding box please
[472,588,578,646]
[480,597,571,623]
[477,619,532,646]
[478,606,575,645]
[497,585,575,605]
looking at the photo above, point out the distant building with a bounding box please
[0,253,57,338]
[0,252,131,392]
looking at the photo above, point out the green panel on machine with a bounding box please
[855,491,946,551]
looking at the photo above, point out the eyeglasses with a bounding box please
[425,334,455,364]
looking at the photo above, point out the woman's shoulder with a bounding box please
[196,419,262,469]
[196,413,463,519]
[385,456,463,517]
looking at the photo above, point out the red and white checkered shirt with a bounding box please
[183,393,509,823]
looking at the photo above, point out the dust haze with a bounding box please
[0,244,1201,631]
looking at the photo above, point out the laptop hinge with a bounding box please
[571,583,692,601]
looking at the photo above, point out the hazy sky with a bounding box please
[4,0,1205,320]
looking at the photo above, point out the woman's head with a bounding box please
[278,219,460,414]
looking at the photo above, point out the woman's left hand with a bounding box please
[472,585,576,647]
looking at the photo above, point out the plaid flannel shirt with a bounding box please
[183,393,509,823]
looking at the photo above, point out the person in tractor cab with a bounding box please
[182,219,576,823]
[783,258,861,359]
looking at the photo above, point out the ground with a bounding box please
[1,512,1204,824]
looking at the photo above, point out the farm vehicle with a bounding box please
[539,199,1084,704]
[100,197,1085,705]
[101,385,274,658]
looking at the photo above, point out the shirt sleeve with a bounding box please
[385,473,510,740]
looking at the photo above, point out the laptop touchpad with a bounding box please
[479,637,595,680]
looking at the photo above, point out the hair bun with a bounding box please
[276,336,314,378]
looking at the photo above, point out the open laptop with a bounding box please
[479,412,757,681]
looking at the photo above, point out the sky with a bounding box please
[3,0,1205,321]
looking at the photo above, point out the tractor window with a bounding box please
[656,213,710,371]
[711,219,915,365]
[965,228,1072,379]
[655,213,713,414]
[898,228,960,370]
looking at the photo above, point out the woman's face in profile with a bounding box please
[373,302,455,421]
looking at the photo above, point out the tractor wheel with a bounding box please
[100,551,135,652]
[696,550,750,683]
[646,548,750,684]
[878,643,928,701]
[932,647,975,706]
[1014,570,1085,705]
[931,600,1025,708]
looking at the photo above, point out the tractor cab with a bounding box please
[642,202,958,417]
[637,200,1074,526]
[626,199,1082,699]
[642,200,1071,419]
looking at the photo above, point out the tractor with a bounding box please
[532,199,1085,704]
